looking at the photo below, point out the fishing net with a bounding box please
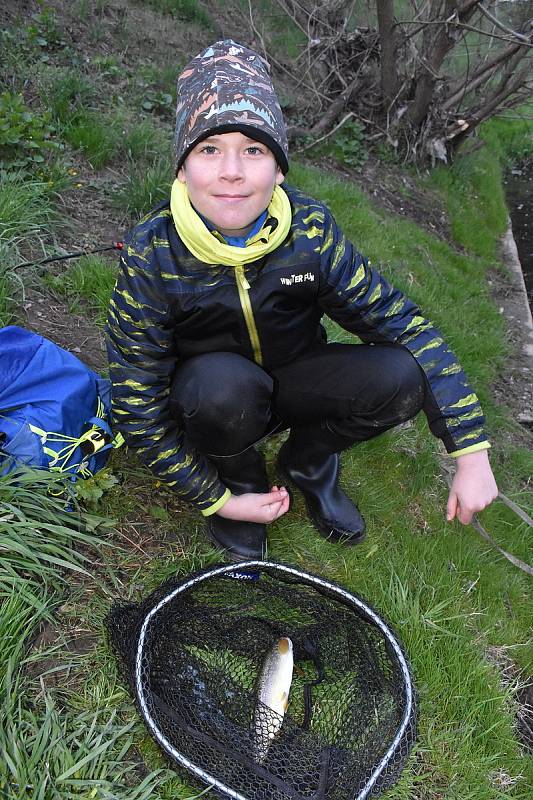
[107,561,416,800]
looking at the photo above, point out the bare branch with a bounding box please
[469,61,531,125]
[442,40,525,110]
[455,21,533,48]
[294,111,356,153]
[476,3,532,44]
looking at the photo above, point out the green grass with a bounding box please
[121,119,170,161]
[0,171,59,240]
[113,156,173,220]
[428,112,533,261]
[428,147,509,261]
[0,171,61,324]
[0,469,110,594]
[0,669,174,799]
[0,468,169,798]
[46,255,118,324]
[39,67,96,125]
[138,0,211,27]
[63,109,122,168]
[138,60,178,96]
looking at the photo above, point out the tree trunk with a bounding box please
[377,0,398,102]
[409,0,482,127]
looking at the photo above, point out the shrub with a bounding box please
[0,91,58,169]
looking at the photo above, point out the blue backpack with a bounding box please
[0,326,123,480]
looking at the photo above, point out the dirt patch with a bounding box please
[21,285,107,372]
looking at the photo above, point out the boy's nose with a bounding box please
[219,152,244,180]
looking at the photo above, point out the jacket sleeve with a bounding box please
[316,208,489,455]
[105,241,230,515]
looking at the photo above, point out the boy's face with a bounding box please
[177,131,284,237]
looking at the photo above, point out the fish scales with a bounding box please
[253,636,294,762]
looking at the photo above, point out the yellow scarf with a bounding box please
[170,179,292,266]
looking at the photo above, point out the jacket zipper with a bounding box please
[234,265,263,365]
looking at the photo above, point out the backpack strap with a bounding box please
[86,417,125,450]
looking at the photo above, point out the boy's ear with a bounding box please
[275,166,285,185]
[177,165,186,183]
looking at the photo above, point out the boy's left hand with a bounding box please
[446,449,498,525]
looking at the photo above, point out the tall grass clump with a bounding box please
[0,171,60,324]
[0,468,111,682]
[139,0,211,27]
[121,119,169,161]
[0,171,59,240]
[0,469,110,633]
[47,254,117,324]
[0,668,174,800]
[39,67,96,125]
[63,110,121,168]
[113,156,173,220]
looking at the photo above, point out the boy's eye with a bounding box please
[199,144,217,154]
[246,145,264,155]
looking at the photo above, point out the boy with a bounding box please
[106,40,498,560]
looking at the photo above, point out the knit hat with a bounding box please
[173,40,289,174]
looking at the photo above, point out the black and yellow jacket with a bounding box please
[106,185,488,514]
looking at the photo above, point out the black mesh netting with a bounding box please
[107,562,416,800]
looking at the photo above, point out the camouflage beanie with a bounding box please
[174,40,289,174]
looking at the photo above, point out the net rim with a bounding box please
[134,560,415,800]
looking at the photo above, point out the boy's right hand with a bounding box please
[216,486,289,523]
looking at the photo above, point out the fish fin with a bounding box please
[282,692,289,710]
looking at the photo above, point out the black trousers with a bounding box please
[169,344,426,458]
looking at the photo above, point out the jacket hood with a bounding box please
[173,40,289,174]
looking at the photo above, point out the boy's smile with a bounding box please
[177,131,284,238]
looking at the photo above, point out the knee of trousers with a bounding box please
[373,347,426,423]
[169,352,274,437]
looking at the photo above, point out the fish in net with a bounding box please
[107,561,417,800]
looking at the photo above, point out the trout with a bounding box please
[253,636,294,762]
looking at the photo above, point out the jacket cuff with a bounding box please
[449,442,491,458]
[201,488,231,517]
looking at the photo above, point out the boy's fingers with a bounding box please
[446,492,457,522]
[458,505,473,525]
[262,488,288,505]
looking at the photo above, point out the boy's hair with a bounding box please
[174,40,289,174]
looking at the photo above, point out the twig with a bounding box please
[476,4,532,43]
[397,17,533,48]
[470,516,533,576]
[440,462,533,576]
[497,491,533,528]
[293,112,355,153]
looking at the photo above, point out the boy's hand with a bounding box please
[217,486,290,523]
[446,449,498,525]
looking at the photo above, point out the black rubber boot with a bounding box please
[207,447,269,560]
[277,425,366,544]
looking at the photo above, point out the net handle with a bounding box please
[134,560,415,800]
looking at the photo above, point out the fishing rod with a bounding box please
[13,241,124,271]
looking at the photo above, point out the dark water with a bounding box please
[503,160,533,312]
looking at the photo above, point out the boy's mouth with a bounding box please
[215,194,249,202]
